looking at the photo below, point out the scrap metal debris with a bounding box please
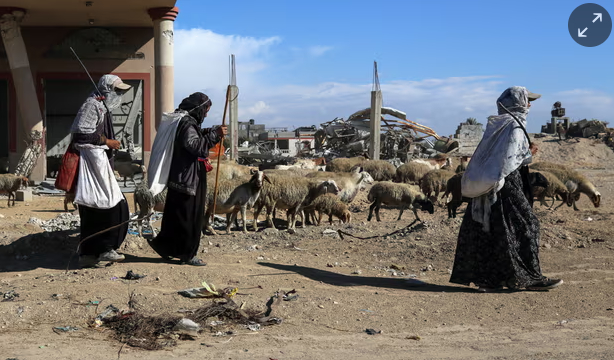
[314,107,457,161]
[2,290,19,302]
[122,270,146,280]
[178,281,238,299]
[52,326,79,334]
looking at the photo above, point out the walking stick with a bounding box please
[211,85,232,220]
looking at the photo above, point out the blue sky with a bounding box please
[173,0,613,134]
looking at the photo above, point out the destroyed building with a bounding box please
[453,120,484,156]
[313,107,459,162]
[238,119,266,142]
[0,0,179,180]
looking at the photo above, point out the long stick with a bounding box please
[497,101,532,147]
[211,85,232,219]
[69,47,111,114]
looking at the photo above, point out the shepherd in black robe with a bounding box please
[148,92,226,266]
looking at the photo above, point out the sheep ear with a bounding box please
[264,175,272,184]
[250,169,257,175]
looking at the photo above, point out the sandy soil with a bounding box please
[0,135,613,359]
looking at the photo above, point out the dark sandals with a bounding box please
[526,278,563,291]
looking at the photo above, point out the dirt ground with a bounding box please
[0,135,613,359]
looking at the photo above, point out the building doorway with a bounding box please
[43,78,144,176]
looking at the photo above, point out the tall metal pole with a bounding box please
[369,61,382,160]
[228,54,239,161]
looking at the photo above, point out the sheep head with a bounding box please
[416,198,435,214]
[319,180,341,195]
[249,170,267,188]
[360,171,375,185]
[592,191,601,208]
[21,177,29,188]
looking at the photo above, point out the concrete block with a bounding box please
[16,189,32,202]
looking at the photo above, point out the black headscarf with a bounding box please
[177,92,212,125]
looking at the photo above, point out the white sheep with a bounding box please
[306,166,374,203]
[252,175,340,231]
[133,176,167,237]
[0,174,28,207]
[204,170,270,235]
[409,155,452,171]
[367,181,434,223]
[529,161,601,211]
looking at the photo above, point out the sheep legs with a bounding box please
[367,201,382,222]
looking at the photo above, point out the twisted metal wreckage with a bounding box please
[237,107,459,167]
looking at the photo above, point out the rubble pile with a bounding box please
[28,213,81,232]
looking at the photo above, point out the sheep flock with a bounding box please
[122,156,602,237]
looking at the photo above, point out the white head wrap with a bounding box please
[70,74,125,134]
[461,86,533,232]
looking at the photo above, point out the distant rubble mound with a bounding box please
[532,136,614,170]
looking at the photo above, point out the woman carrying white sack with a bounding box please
[449,86,563,292]
[69,74,131,268]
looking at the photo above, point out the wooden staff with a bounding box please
[211,85,231,220]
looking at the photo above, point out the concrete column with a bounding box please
[148,7,178,130]
[0,7,45,180]
[369,90,382,160]
[228,85,239,160]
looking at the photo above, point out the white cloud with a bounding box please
[174,28,612,136]
[308,45,333,57]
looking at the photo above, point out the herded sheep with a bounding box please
[367,181,434,222]
[203,170,270,235]
[326,154,369,173]
[529,161,601,210]
[275,157,326,171]
[115,161,146,187]
[0,174,28,207]
[444,171,551,219]
[420,169,455,203]
[252,175,340,231]
[530,170,571,210]
[264,168,318,178]
[306,166,374,203]
[356,160,396,181]
[396,162,431,184]
[211,161,257,180]
[409,154,452,171]
[134,176,167,237]
[303,193,351,225]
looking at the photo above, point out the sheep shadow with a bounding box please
[256,262,476,293]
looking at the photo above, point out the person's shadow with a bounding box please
[256,262,477,293]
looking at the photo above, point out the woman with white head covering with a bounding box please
[70,74,132,268]
[449,86,563,292]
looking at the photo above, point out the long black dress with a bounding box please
[148,163,207,262]
[75,111,129,257]
[148,115,218,262]
[449,168,546,289]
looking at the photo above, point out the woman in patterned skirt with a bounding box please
[449,86,563,292]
